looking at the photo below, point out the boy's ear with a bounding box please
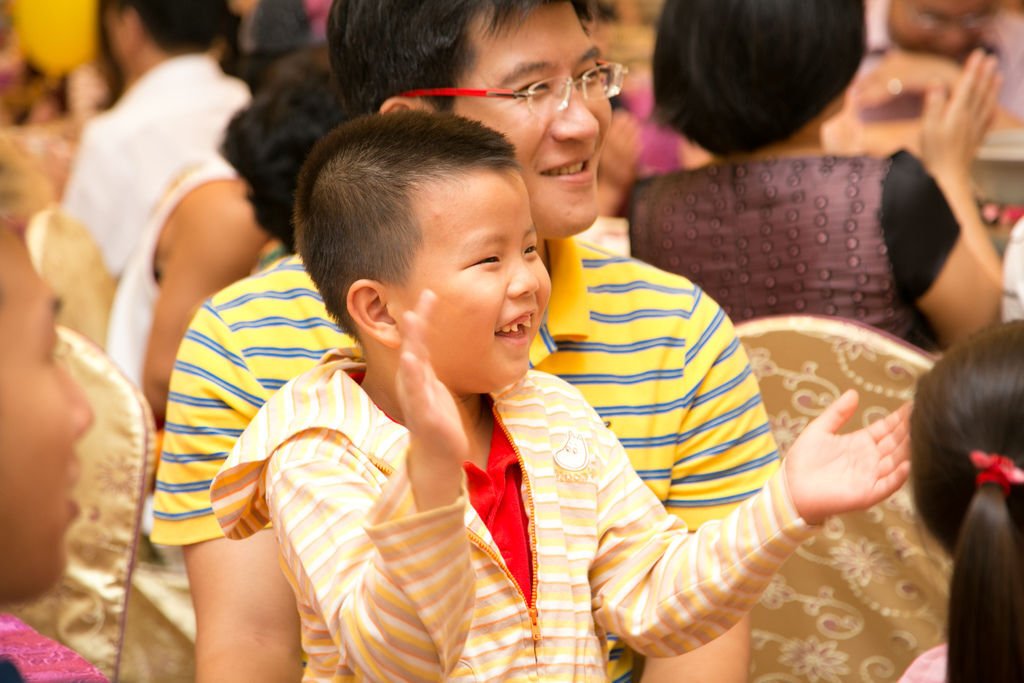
[347,279,402,349]
[379,96,437,115]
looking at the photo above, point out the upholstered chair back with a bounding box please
[737,315,949,683]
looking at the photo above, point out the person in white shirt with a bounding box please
[61,0,250,277]
[1003,219,1024,322]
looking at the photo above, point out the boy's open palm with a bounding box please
[783,390,911,525]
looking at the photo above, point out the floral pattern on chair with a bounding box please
[737,315,950,683]
[9,327,155,681]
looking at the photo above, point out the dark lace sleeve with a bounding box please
[880,151,960,301]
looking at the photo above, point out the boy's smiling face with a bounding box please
[388,169,550,397]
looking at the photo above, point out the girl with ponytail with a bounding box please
[903,321,1024,683]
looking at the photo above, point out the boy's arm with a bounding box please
[264,431,473,681]
[589,392,909,654]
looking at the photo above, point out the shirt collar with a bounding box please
[116,53,227,110]
[529,238,591,366]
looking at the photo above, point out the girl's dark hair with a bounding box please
[652,0,865,155]
[910,321,1024,683]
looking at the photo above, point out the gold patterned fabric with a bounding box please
[24,206,116,347]
[118,553,196,683]
[737,315,950,683]
[9,327,156,681]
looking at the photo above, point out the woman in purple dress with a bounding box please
[630,0,1002,349]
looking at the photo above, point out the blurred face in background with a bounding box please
[889,0,1000,61]
[0,229,93,603]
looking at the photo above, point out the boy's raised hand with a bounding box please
[396,289,470,510]
[783,390,911,525]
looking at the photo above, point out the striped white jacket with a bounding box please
[211,352,814,681]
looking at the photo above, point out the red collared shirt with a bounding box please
[463,416,533,605]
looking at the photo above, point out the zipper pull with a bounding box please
[528,606,541,641]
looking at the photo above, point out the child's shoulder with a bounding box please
[516,368,586,398]
[503,369,604,423]
[236,350,383,458]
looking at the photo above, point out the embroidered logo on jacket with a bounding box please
[554,432,595,482]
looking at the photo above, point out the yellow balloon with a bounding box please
[12,0,98,78]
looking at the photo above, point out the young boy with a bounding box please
[211,111,910,681]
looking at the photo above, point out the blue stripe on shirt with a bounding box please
[581,256,633,268]
[166,391,232,411]
[616,396,763,448]
[156,479,214,493]
[163,422,244,438]
[590,308,694,324]
[555,368,684,386]
[685,302,724,365]
[588,280,696,296]
[664,487,762,508]
[153,506,215,521]
[672,452,780,485]
[182,327,249,370]
[258,378,288,392]
[713,336,742,366]
[691,365,753,408]
[217,287,327,313]
[674,423,776,465]
[228,316,339,333]
[635,467,672,481]
[159,451,229,464]
[556,336,688,355]
[172,360,264,408]
[241,346,334,361]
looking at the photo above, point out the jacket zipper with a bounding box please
[464,406,541,640]
[493,404,541,643]
[384,414,542,648]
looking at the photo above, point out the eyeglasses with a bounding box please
[398,62,627,116]
[908,2,996,31]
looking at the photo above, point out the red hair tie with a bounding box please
[970,451,1024,497]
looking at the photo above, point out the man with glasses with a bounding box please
[153,2,778,681]
[850,0,1024,131]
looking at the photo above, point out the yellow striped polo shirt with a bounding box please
[211,355,811,682]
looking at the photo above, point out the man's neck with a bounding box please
[715,104,841,164]
[121,46,175,89]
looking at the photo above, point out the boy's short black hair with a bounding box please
[653,0,865,155]
[222,48,345,253]
[115,0,231,53]
[294,111,520,335]
[327,0,592,116]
